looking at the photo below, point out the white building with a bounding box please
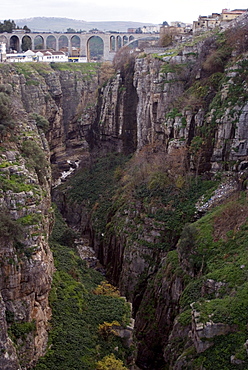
[0,42,7,62]
[141,25,161,33]
[39,51,68,62]
[6,52,27,63]
[6,49,68,63]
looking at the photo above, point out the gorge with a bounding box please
[0,12,248,369]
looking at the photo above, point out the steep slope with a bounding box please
[0,78,53,368]
[0,12,248,369]
[55,14,248,369]
[0,61,133,369]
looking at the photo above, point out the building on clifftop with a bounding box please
[193,8,247,33]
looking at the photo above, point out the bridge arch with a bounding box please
[123,35,128,46]
[34,35,44,50]
[10,35,20,51]
[21,35,32,51]
[46,35,56,50]
[87,35,104,61]
[110,35,115,51]
[71,35,80,56]
[116,35,122,50]
[58,35,68,52]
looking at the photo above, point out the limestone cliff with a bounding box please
[0,63,100,369]
[0,89,53,367]
[1,13,248,369]
[59,14,248,369]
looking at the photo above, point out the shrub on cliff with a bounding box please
[31,113,50,133]
[93,281,121,297]
[0,92,15,139]
[226,22,248,54]
[96,354,128,370]
[21,140,48,184]
[0,209,23,241]
[113,46,138,72]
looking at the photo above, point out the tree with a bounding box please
[35,44,43,50]
[96,354,128,370]
[113,46,138,72]
[160,26,179,47]
[0,19,16,33]
[89,28,99,33]
[23,25,31,33]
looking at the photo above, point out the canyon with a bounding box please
[0,12,248,369]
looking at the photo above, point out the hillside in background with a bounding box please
[11,17,156,32]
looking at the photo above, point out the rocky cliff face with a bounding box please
[0,63,100,369]
[1,13,248,369]
[76,14,248,369]
[0,106,53,367]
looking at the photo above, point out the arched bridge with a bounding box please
[0,31,158,61]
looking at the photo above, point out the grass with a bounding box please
[0,173,38,193]
[13,63,36,78]
[31,62,54,75]
[50,62,99,75]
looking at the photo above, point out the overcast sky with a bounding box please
[1,0,248,24]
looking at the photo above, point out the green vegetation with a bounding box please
[60,153,130,235]
[177,309,192,327]
[0,210,23,241]
[9,321,36,342]
[50,62,99,76]
[96,353,128,369]
[21,140,48,184]
[0,19,30,33]
[160,62,185,74]
[174,192,248,368]
[0,173,37,193]
[35,207,131,369]
[88,36,104,60]
[31,113,50,133]
[31,62,53,76]
[17,213,42,226]
[14,63,47,86]
[0,209,37,260]
[195,332,248,369]
[0,90,15,138]
[14,63,36,79]
[104,147,218,250]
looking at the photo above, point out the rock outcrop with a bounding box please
[0,113,53,367]
[0,64,99,368]
[81,15,248,369]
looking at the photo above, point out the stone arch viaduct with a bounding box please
[0,31,156,61]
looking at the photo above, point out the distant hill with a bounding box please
[12,17,156,32]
